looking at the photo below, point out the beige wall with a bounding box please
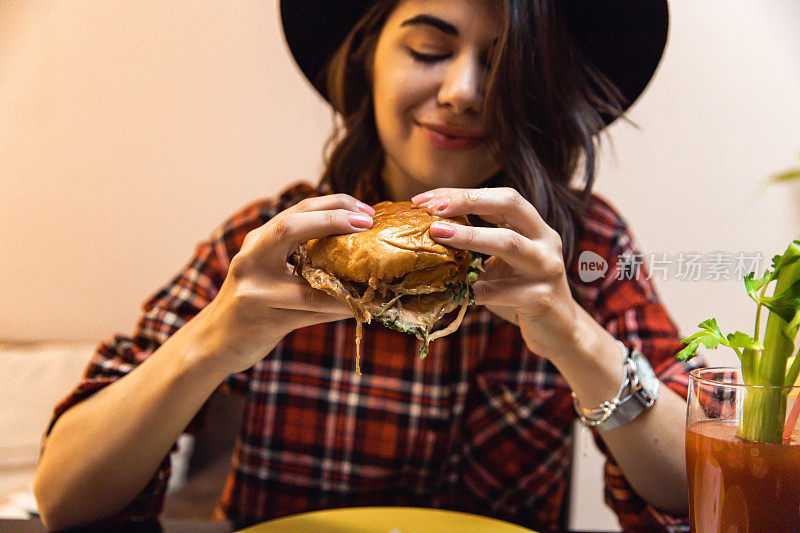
[593,0,800,367]
[0,0,331,340]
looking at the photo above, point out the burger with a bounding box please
[293,201,482,373]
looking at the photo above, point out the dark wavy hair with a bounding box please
[318,0,625,267]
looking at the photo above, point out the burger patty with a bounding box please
[297,259,467,333]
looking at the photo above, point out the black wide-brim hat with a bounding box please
[279,0,668,127]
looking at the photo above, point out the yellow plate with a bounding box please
[238,506,537,533]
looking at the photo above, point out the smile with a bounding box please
[417,123,486,151]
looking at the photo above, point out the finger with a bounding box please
[471,278,556,315]
[291,309,355,331]
[243,276,355,315]
[248,208,374,267]
[477,255,515,280]
[429,222,562,276]
[483,304,519,326]
[287,193,375,216]
[415,187,545,239]
[282,278,356,315]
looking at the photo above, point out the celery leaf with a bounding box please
[678,319,729,360]
[760,279,800,325]
[727,331,757,349]
[745,270,774,302]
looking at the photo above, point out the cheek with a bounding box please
[374,71,420,149]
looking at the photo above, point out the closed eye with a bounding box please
[408,49,450,64]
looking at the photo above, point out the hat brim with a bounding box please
[279,0,668,127]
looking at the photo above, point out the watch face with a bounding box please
[631,350,659,402]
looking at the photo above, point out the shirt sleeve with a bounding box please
[40,184,312,520]
[569,195,704,532]
[42,237,224,519]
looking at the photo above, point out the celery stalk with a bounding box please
[740,241,800,443]
[784,345,800,388]
[678,240,800,444]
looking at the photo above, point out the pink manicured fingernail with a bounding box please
[412,191,435,204]
[348,213,373,229]
[432,197,450,212]
[429,222,455,238]
[355,200,375,215]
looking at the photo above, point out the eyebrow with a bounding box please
[399,14,499,50]
[399,14,458,36]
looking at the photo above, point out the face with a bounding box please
[372,0,502,201]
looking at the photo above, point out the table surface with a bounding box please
[0,518,614,533]
[0,519,231,533]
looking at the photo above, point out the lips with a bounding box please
[417,122,487,151]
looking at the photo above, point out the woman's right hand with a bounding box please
[35,193,374,532]
[194,193,374,375]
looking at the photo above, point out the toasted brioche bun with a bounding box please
[304,201,471,291]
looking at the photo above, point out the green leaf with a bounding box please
[760,278,800,324]
[680,330,713,346]
[727,331,757,349]
[771,248,800,276]
[702,333,724,349]
[745,270,773,301]
[376,316,425,338]
[698,318,724,338]
[770,168,800,184]
[677,317,755,361]
[683,240,800,444]
[677,337,705,361]
[466,255,484,286]
[469,255,486,271]
[678,320,730,361]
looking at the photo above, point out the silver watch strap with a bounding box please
[572,341,660,431]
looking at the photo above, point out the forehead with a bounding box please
[385,0,501,41]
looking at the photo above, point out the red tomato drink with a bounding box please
[687,419,800,532]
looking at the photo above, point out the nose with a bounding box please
[437,52,485,115]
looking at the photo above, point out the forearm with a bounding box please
[595,383,688,515]
[32,193,366,530]
[550,309,689,515]
[33,311,242,531]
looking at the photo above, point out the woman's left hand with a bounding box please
[413,187,583,362]
[413,188,692,516]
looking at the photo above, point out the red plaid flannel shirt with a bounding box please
[48,182,698,532]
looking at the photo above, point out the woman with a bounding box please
[34,1,696,531]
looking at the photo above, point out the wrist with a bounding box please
[549,308,627,407]
[179,299,280,380]
[546,303,615,368]
[167,308,234,385]
[573,343,661,431]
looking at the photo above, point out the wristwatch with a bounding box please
[572,341,660,431]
